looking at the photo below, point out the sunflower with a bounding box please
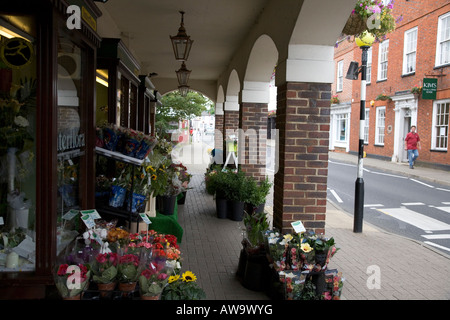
[181,271,197,282]
[151,174,157,180]
[168,275,180,283]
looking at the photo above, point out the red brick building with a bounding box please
[331,0,450,170]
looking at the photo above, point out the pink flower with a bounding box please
[157,273,168,280]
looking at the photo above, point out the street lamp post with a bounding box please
[346,32,375,233]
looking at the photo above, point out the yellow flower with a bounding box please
[181,271,197,282]
[151,174,157,180]
[300,243,313,253]
[283,234,293,242]
[168,275,180,283]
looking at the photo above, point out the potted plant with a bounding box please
[117,251,142,296]
[330,94,340,104]
[375,93,391,101]
[239,210,270,291]
[91,252,119,297]
[245,177,272,214]
[171,162,191,205]
[138,259,173,300]
[342,0,399,41]
[54,263,91,300]
[411,85,422,95]
[126,165,150,213]
[161,271,206,300]
[224,170,249,221]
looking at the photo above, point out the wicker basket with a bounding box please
[342,13,367,36]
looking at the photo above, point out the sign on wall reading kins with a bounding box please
[422,78,438,100]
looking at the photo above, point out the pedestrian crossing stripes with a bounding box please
[377,207,450,231]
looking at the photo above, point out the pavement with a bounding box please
[174,142,450,300]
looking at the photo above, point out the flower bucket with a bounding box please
[127,193,147,213]
[103,127,120,151]
[109,185,127,208]
[122,138,140,157]
[215,191,228,219]
[134,140,152,160]
[58,184,77,207]
[227,200,244,221]
[157,195,177,215]
[342,13,367,36]
[177,191,187,205]
[243,253,268,292]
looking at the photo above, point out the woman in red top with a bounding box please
[404,125,421,169]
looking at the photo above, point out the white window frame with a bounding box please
[375,106,386,146]
[403,27,417,75]
[364,109,370,144]
[378,40,389,81]
[436,12,450,67]
[367,47,372,84]
[337,60,343,92]
[335,113,348,143]
[431,100,449,150]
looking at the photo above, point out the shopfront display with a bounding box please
[0,0,102,299]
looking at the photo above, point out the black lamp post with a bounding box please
[345,32,375,233]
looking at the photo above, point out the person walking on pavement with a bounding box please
[404,125,421,169]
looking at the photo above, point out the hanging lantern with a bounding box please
[176,62,191,86]
[170,11,193,61]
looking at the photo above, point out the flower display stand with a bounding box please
[95,147,144,232]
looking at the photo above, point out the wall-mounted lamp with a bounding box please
[370,100,375,106]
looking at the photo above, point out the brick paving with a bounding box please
[174,143,450,300]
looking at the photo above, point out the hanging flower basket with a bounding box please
[342,13,367,36]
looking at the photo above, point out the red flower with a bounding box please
[57,264,68,276]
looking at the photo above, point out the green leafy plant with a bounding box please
[375,93,391,101]
[247,177,272,207]
[243,210,269,250]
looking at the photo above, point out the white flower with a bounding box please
[14,116,29,127]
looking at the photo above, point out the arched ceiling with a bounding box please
[96,0,357,102]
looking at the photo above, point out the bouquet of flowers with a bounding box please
[54,263,91,299]
[171,162,192,191]
[91,252,119,284]
[161,271,206,300]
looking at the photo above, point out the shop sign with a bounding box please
[57,129,86,153]
[422,78,438,100]
[0,37,33,69]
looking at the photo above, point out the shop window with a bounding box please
[56,32,86,256]
[375,107,385,145]
[0,16,36,272]
[432,100,449,150]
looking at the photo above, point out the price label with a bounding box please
[291,220,306,234]
[80,209,101,220]
[81,214,96,229]
[139,213,152,225]
[62,209,79,220]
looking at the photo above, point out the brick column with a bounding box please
[273,82,331,235]
[240,102,267,181]
[223,110,239,166]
